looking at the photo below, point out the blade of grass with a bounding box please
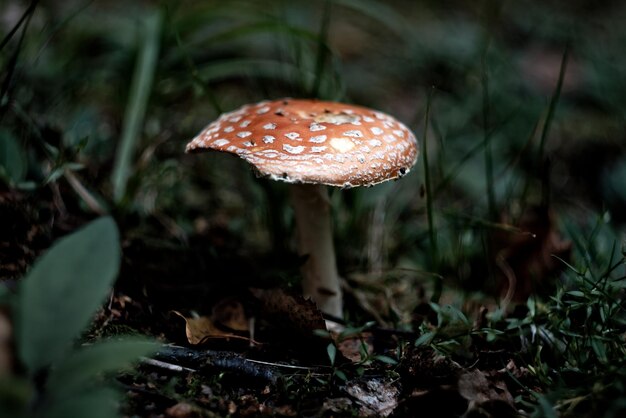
[432,132,488,198]
[167,8,222,114]
[196,58,315,85]
[482,50,496,220]
[112,9,163,203]
[0,0,38,52]
[273,0,304,96]
[480,0,501,220]
[333,0,406,37]
[0,0,38,120]
[179,21,321,51]
[310,0,332,98]
[502,119,540,217]
[538,45,569,162]
[442,209,536,237]
[538,45,569,206]
[431,102,521,202]
[421,87,440,302]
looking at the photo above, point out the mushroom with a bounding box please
[186,99,419,320]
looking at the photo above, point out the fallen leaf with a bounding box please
[492,205,571,303]
[322,397,353,414]
[345,376,400,417]
[336,332,373,363]
[165,402,200,418]
[345,271,424,328]
[172,311,254,346]
[271,405,297,416]
[250,288,326,334]
[212,297,249,332]
[458,369,516,415]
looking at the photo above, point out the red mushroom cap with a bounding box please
[186,98,419,188]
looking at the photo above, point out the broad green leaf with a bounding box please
[326,342,336,366]
[37,387,119,418]
[46,338,158,399]
[374,355,398,365]
[0,129,27,184]
[17,217,121,374]
[534,393,559,418]
[415,331,434,347]
[334,369,347,381]
[591,338,608,364]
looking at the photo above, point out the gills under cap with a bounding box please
[186,98,419,188]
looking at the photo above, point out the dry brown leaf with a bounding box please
[345,272,423,329]
[492,205,571,303]
[212,298,249,332]
[336,332,373,363]
[165,402,200,418]
[172,311,253,345]
[322,398,354,415]
[345,377,400,417]
[250,288,326,334]
[458,369,516,414]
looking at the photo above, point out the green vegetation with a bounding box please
[1,0,625,416]
[0,218,156,418]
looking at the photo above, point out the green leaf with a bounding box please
[333,369,347,382]
[591,338,608,364]
[415,332,434,347]
[37,387,119,418]
[374,355,398,365]
[16,217,121,374]
[327,342,336,366]
[566,290,585,298]
[46,338,158,399]
[0,129,27,184]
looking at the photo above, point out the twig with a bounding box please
[150,345,318,384]
[64,170,107,215]
[141,357,196,373]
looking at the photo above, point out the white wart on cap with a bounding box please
[186,99,419,188]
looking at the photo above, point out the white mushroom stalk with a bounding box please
[290,183,342,318]
[186,98,419,320]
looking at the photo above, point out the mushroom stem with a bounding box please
[289,183,343,319]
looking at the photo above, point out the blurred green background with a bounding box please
[2,0,625,315]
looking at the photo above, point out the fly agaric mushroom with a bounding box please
[186,99,418,320]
